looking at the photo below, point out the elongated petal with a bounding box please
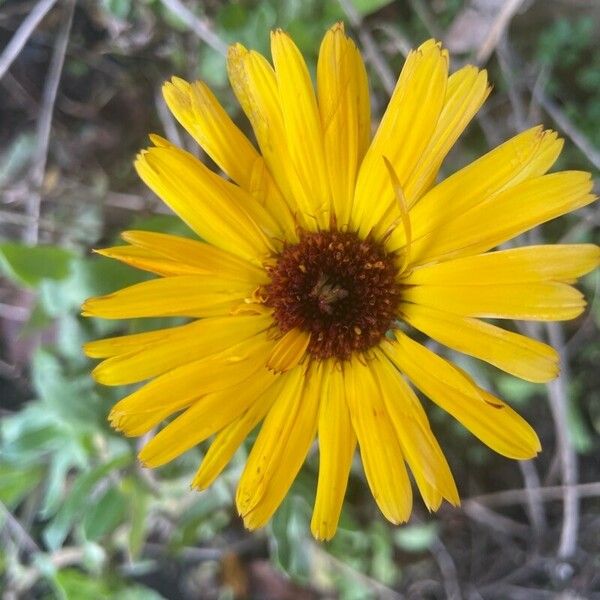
[317,23,370,227]
[84,325,182,359]
[346,357,412,524]
[163,78,296,237]
[388,126,564,252]
[266,327,311,373]
[94,245,203,277]
[81,275,253,319]
[271,29,331,228]
[138,364,278,467]
[351,40,448,237]
[404,244,600,286]
[163,77,256,189]
[383,332,541,459]
[92,314,271,385]
[403,65,490,205]
[191,377,283,490]
[237,364,320,529]
[227,44,301,226]
[135,141,273,262]
[373,354,459,509]
[400,303,558,382]
[122,230,268,284]
[410,171,595,264]
[311,362,356,540]
[109,335,274,437]
[402,281,585,321]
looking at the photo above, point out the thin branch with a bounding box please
[158,0,228,56]
[0,501,40,554]
[155,87,183,147]
[475,0,527,65]
[530,87,600,170]
[429,536,462,600]
[545,322,579,560]
[465,481,600,508]
[0,0,59,81]
[337,0,396,96]
[517,460,547,541]
[462,502,530,540]
[24,0,75,244]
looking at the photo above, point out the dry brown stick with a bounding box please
[531,88,600,171]
[428,536,462,600]
[475,0,527,65]
[518,460,547,540]
[545,322,579,560]
[462,501,530,539]
[158,0,228,56]
[24,0,75,245]
[337,0,396,96]
[465,481,600,509]
[155,87,183,147]
[0,0,59,80]
[0,501,40,554]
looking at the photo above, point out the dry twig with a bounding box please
[24,0,75,245]
[0,0,59,80]
[337,0,396,95]
[158,0,228,56]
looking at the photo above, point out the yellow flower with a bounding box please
[83,24,598,540]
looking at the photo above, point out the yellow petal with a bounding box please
[163,78,297,238]
[138,364,278,467]
[388,126,564,253]
[400,303,558,382]
[317,23,370,227]
[81,274,253,319]
[227,44,301,226]
[383,332,541,459]
[92,314,271,385]
[266,327,311,373]
[135,141,273,263]
[311,361,356,541]
[402,280,585,321]
[410,171,595,264]
[84,326,178,359]
[108,334,274,436]
[236,363,320,529]
[271,29,331,228]
[163,77,256,190]
[402,65,490,205]
[373,353,459,509]
[94,245,202,277]
[345,357,413,524]
[405,244,600,286]
[191,377,283,490]
[122,230,268,284]
[351,40,448,237]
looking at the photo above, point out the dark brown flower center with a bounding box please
[262,229,401,360]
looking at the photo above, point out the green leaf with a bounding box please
[0,463,43,507]
[83,485,127,541]
[31,348,100,428]
[394,523,438,553]
[43,453,132,550]
[269,493,312,582]
[124,479,150,559]
[352,0,394,16]
[102,0,131,19]
[0,243,75,287]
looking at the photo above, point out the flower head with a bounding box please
[83,24,598,540]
